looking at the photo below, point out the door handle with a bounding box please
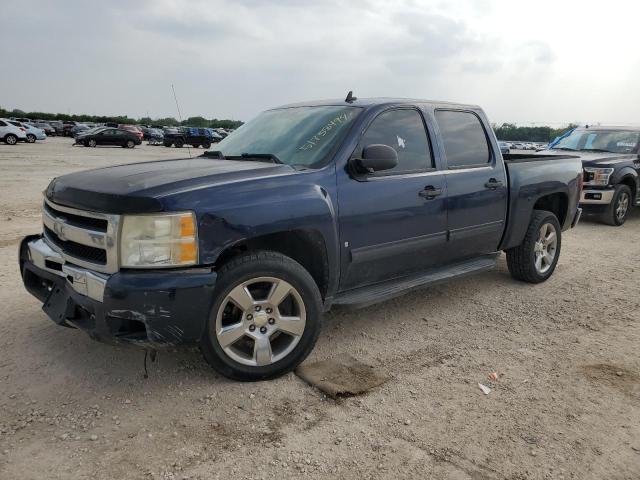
[419,186,442,199]
[484,178,503,189]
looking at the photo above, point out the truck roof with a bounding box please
[276,97,482,111]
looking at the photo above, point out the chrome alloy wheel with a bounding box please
[215,277,307,367]
[616,191,630,221]
[533,222,558,274]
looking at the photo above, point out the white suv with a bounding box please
[0,119,27,145]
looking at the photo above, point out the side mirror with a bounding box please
[354,144,398,173]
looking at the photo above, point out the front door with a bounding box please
[337,107,448,291]
[433,109,508,259]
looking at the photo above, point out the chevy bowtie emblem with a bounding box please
[53,218,67,241]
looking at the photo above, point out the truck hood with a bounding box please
[539,149,638,168]
[46,157,295,213]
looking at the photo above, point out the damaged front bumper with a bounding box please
[19,235,217,348]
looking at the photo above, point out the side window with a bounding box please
[435,110,491,168]
[0,121,6,126]
[360,109,432,174]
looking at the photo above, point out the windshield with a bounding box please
[214,106,362,167]
[552,129,639,154]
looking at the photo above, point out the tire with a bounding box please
[200,251,322,381]
[26,134,36,143]
[601,184,632,226]
[175,139,184,148]
[506,210,562,283]
[202,142,211,149]
[4,134,18,145]
[126,140,135,149]
[192,144,199,148]
[88,139,97,148]
[163,141,172,147]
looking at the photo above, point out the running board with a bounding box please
[332,253,499,309]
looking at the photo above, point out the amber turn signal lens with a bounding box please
[180,215,195,237]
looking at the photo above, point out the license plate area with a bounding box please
[43,285,73,325]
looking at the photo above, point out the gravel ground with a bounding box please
[1,137,639,480]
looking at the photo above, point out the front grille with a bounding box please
[44,203,108,232]
[44,226,107,265]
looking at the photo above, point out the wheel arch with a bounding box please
[618,174,638,202]
[213,229,330,299]
[532,192,569,226]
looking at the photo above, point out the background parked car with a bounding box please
[141,126,164,144]
[6,120,45,143]
[118,124,144,141]
[0,119,28,144]
[29,121,56,136]
[75,127,141,148]
[62,121,78,137]
[47,120,65,136]
[70,124,91,137]
[498,141,510,154]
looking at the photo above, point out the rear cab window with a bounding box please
[358,108,434,175]
[435,110,491,168]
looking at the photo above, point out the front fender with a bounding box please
[161,169,340,293]
[611,166,638,188]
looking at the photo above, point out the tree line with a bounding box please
[1,105,576,141]
[492,123,577,142]
[0,106,243,130]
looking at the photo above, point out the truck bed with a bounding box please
[500,154,583,251]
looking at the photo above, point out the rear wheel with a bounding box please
[88,139,97,147]
[601,184,631,226]
[192,144,199,148]
[202,141,211,149]
[163,141,172,147]
[200,251,322,381]
[175,139,184,148]
[126,140,135,148]
[506,210,561,283]
[4,134,17,145]
[26,134,36,143]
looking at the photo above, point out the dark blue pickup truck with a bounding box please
[20,96,583,380]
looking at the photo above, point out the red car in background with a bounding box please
[118,124,144,141]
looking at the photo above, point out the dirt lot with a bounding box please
[1,137,639,480]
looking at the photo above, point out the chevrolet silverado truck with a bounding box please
[19,97,583,381]
[540,125,640,226]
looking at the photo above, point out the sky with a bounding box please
[1,0,639,126]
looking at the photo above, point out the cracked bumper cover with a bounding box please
[19,235,217,348]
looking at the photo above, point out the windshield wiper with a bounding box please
[227,153,284,165]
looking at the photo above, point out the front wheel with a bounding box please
[601,184,631,226]
[200,251,322,381]
[202,141,211,149]
[125,140,135,148]
[506,210,561,283]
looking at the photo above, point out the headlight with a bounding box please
[584,167,614,186]
[120,212,197,268]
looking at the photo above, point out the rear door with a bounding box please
[433,109,508,259]
[337,107,448,290]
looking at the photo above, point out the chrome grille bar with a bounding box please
[42,198,121,273]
